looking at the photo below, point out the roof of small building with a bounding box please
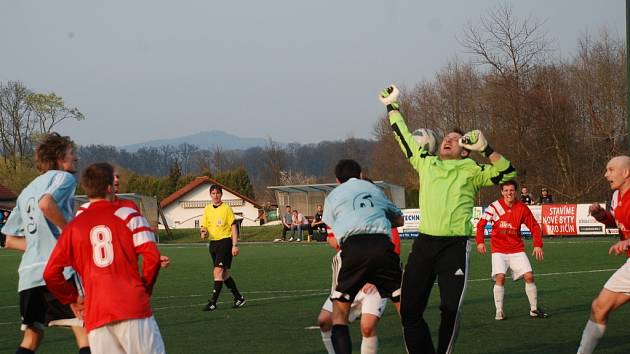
[160,176,261,209]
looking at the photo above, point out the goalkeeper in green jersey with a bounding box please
[379,85,517,354]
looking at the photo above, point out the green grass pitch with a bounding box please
[1,237,630,353]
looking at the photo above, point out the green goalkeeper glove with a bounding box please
[458,130,494,157]
[378,85,400,112]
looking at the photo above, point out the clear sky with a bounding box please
[0,0,624,146]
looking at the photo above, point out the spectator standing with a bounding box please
[519,186,534,205]
[538,188,553,204]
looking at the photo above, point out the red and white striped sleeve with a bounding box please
[476,203,497,244]
[114,206,161,293]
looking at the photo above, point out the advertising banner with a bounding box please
[398,208,420,238]
[541,204,577,235]
[399,203,607,238]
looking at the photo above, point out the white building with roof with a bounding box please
[160,176,262,229]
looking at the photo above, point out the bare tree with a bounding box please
[262,138,287,186]
[0,81,36,170]
[460,2,550,80]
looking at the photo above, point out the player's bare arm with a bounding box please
[532,246,544,261]
[231,223,239,256]
[4,235,26,251]
[609,239,630,256]
[200,226,208,239]
[70,296,85,320]
[361,283,377,294]
[476,243,486,254]
[160,255,170,269]
[39,193,68,229]
[326,234,339,249]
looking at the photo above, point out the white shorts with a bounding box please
[322,289,388,322]
[491,252,533,281]
[88,316,166,354]
[604,258,630,295]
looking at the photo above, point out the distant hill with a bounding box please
[120,130,271,152]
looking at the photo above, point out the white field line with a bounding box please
[152,291,330,311]
[0,267,618,325]
[155,239,615,249]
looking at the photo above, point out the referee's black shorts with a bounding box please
[209,237,233,269]
[331,233,402,303]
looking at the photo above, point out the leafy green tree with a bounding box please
[26,92,85,133]
[215,168,255,199]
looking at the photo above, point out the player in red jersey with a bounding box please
[577,156,630,354]
[476,180,547,320]
[43,163,166,354]
[76,169,170,269]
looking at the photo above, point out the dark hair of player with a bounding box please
[209,184,222,193]
[449,127,471,157]
[335,159,361,183]
[500,180,518,190]
[81,163,114,199]
[35,132,75,172]
[450,128,465,136]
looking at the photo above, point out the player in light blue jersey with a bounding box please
[3,133,90,354]
[323,159,404,354]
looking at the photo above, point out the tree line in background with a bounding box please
[372,4,627,206]
[76,137,374,203]
[0,4,626,208]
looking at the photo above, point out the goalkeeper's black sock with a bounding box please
[331,324,352,354]
[78,347,91,354]
[211,280,223,303]
[16,347,34,354]
[224,276,242,299]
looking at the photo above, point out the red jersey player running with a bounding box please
[475,180,547,320]
[44,163,166,354]
[577,155,630,354]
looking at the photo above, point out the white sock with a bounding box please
[525,282,537,311]
[321,330,336,354]
[361,336,378,354]
[493,284,504,312]
[577,320,606,354]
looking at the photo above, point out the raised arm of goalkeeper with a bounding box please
[379,85,515,182]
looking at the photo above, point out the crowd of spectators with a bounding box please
[276,204,329,242]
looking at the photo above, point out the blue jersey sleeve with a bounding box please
[371,184,402,219]
[1,205,24,236]
[322,195,337,230]
[45,172,76,205]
